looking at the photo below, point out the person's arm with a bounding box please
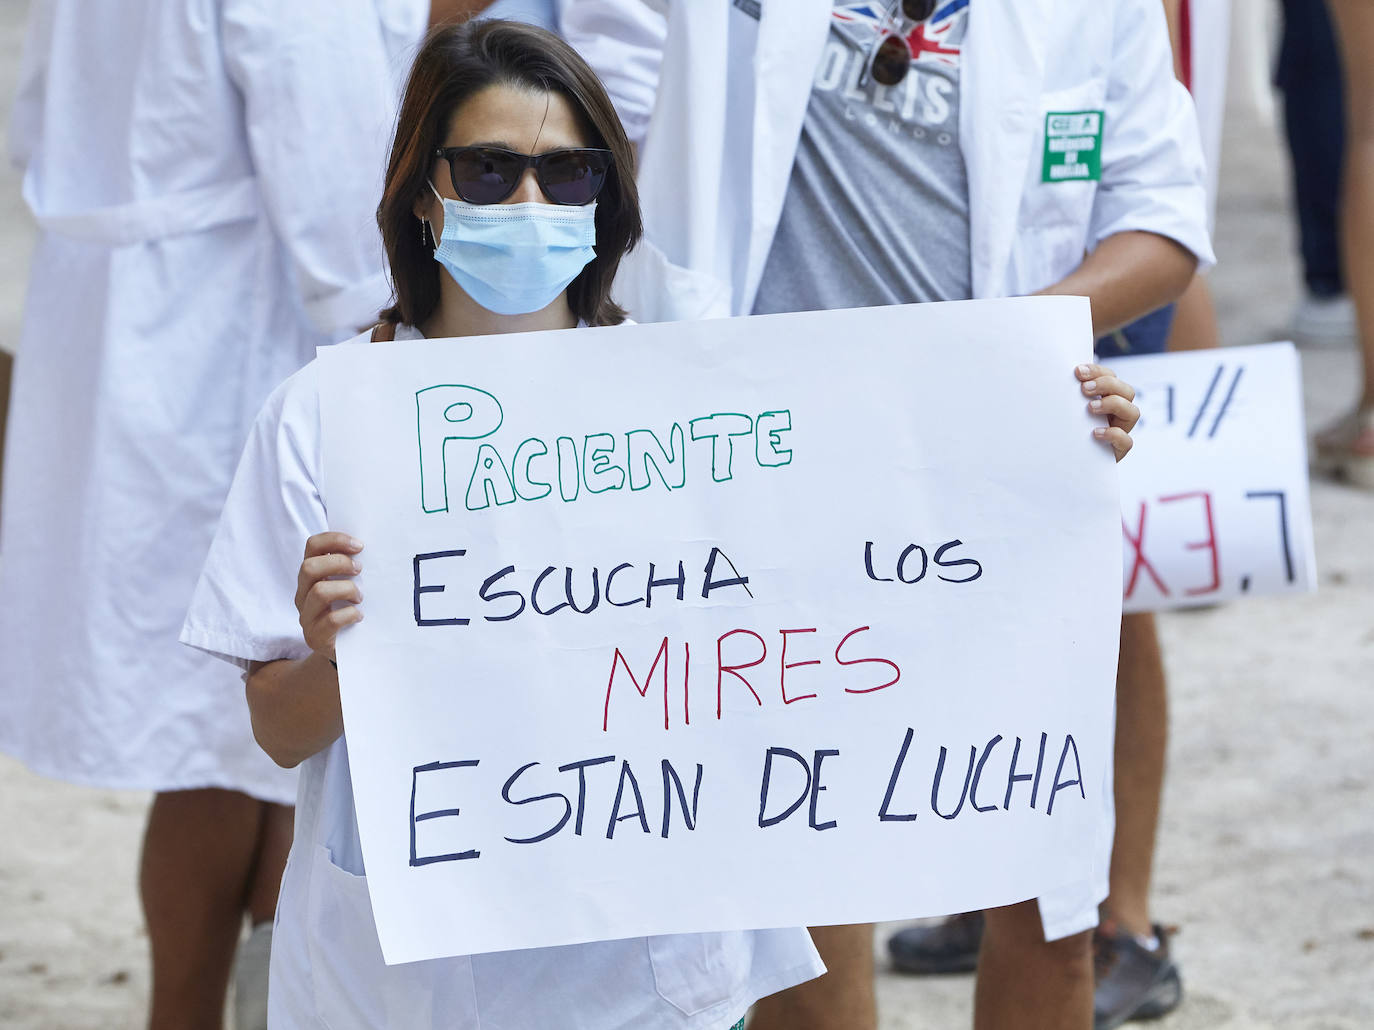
[220,0,401,336]
[247,654,345,769]
[1037,230,1198,337]
[1080,0,1213,309]
[246,531,363,768]
[1160,0,1185,82]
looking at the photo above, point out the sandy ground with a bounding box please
[1,4,1372,1029]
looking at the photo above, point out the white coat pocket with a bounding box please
[305,844,477,1030]
[1012,81,1110,290]
[1023,81,1109,231]
[647,929,752,1017]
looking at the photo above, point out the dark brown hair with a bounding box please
[377,20,642,328]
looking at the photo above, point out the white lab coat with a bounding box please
[561,0,1217,323]
[0,0,426,803]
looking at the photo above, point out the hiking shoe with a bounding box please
[1314,405,1374,489]
[886,911,984,975]
[1093,922,1183,1029]
[233,921,272,1030]
[1290,291,1357,347]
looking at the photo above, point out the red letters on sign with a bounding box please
[836,626,901,694]
[601,625,902,731]
[1158,490,1221,595]
[1123,490,1223,600]
[1123,501,1170,599]
[779,628,821,705]
[716,629,767,718]
[603,637,670,732]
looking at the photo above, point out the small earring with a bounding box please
[420,217,430,247]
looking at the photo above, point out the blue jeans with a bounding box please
[1094,303,1177,359]
[1278,0,1346,297]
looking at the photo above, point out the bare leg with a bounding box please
[749,924,877,1030]
[975,902,1093,1030]
[1160,0,1184,81]
[1165,275,1220,352]
[1330,0,1374,403]
[246,803,294,925]
[1106,613,1168,938]
[140,789,266,1030]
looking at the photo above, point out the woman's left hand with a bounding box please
[1077,362,1139,462]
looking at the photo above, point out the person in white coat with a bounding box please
[1159,0,1229,355]
[560,2,1214,1027]
[181,20,826,1028]
[0,1,425,1025]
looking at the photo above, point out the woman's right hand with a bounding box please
[295,532,364,661]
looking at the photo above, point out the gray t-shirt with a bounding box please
[753,1,973,315]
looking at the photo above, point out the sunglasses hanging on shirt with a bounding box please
[864,0,939,88]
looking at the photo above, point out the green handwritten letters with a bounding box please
[416,384,794,514]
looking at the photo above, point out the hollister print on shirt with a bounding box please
[826,1,970,146]
[833,1,968,69]
[752,0,974,315]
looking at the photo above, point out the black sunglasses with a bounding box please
[865,0,939,88]
[434,146,613,206]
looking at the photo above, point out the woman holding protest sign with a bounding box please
[181,16,1142,1028]
[179,20,828,1029]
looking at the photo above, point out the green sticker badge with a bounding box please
[1043,110,1104,183]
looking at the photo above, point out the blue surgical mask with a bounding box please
[428,182,598,315]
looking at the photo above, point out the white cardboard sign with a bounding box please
[1112,343,1317,613]
[318,297,1122,965]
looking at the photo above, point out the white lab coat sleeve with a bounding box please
[221,0,397,336]
[1088,0,1216,271]
[559,0,668,147]
[181,366,328,669]
[7,0,54,171]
